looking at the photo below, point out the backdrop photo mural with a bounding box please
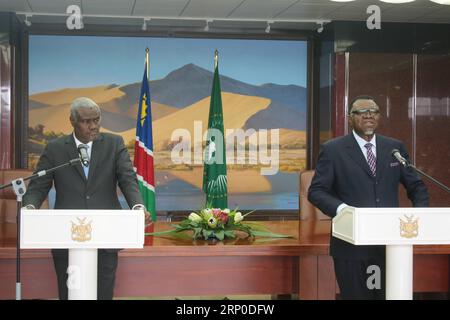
[28,35,307,211]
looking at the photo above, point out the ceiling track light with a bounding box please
[204,19,213,32]
[15,12,331,32]
[142,18,149,31]
[317,21,324,33]
[24,14,32,27]
[265,20,274,34]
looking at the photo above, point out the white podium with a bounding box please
[332,207,450,300]
[20,209,145,300]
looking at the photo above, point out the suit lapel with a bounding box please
[344,134,374,178]
[64,135,86,181]
[375,135,390,180]
[87,134,104,185]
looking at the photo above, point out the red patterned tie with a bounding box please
[365,143,376,176]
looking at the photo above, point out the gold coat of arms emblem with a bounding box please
[399,215,419,238]
[71,217,92,242]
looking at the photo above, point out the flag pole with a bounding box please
[214,49,218,69]
[145,47,149,78]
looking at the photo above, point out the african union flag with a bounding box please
[202,50,228,209]
[134,61,156,221]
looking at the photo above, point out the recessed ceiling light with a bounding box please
[24,14,32,26]
[429,0,450,4]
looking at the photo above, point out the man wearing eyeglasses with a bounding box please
[308,95,428,300]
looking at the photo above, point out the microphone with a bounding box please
[391,149,409,167]
[78,144,90,167]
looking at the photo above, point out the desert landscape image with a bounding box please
[28,37,307,210]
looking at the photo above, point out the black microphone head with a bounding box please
[77,144,90,167]
[391,148,409,167]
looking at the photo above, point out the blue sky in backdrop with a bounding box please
[29,35,307,94]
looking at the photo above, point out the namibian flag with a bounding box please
[134,61,156,221]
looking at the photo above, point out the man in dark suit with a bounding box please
[308,95,428,300]
[23,97,146,300]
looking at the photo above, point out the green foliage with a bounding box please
[146,207,292,241]
[28,125,64,143]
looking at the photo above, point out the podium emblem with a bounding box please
[71,217,92,242]
[399,215,419,238]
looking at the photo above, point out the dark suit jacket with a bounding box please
[308,133,428,259]
[24,132,143,221]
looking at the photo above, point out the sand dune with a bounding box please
[29,104,72,134]
[152,92,271,150]
[29,100,178,134]
[99,92,271,148]
[28,87,304,154]
[101,100,178,120]
[99,93,306,151]
[30,85,125,106]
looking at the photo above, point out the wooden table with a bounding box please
[0,220,449,299]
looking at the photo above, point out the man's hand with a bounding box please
[132,204,152,226]
[144,211,152,226]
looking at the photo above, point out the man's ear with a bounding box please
[347,115,353,128]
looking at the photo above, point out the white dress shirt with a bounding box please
[352,130,376,162]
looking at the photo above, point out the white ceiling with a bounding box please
[1,0,449,31]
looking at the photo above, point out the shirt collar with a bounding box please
[352,130,376,148]
[73,133,93,149]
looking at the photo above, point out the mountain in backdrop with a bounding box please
[29,63,307,133]
[120,63,307,130]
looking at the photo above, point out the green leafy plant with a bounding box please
[146,207,291,241]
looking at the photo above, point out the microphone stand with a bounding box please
[404,162,450,193]
[0,158,81,300]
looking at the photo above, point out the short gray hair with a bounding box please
[70,97,101,121]
[349,95,378,114]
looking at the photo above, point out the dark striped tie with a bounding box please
[365,143,376,176]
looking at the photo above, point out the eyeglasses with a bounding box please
[351,108,380,116]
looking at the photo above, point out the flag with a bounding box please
[134,59,156,221]
[202,51,228,209]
